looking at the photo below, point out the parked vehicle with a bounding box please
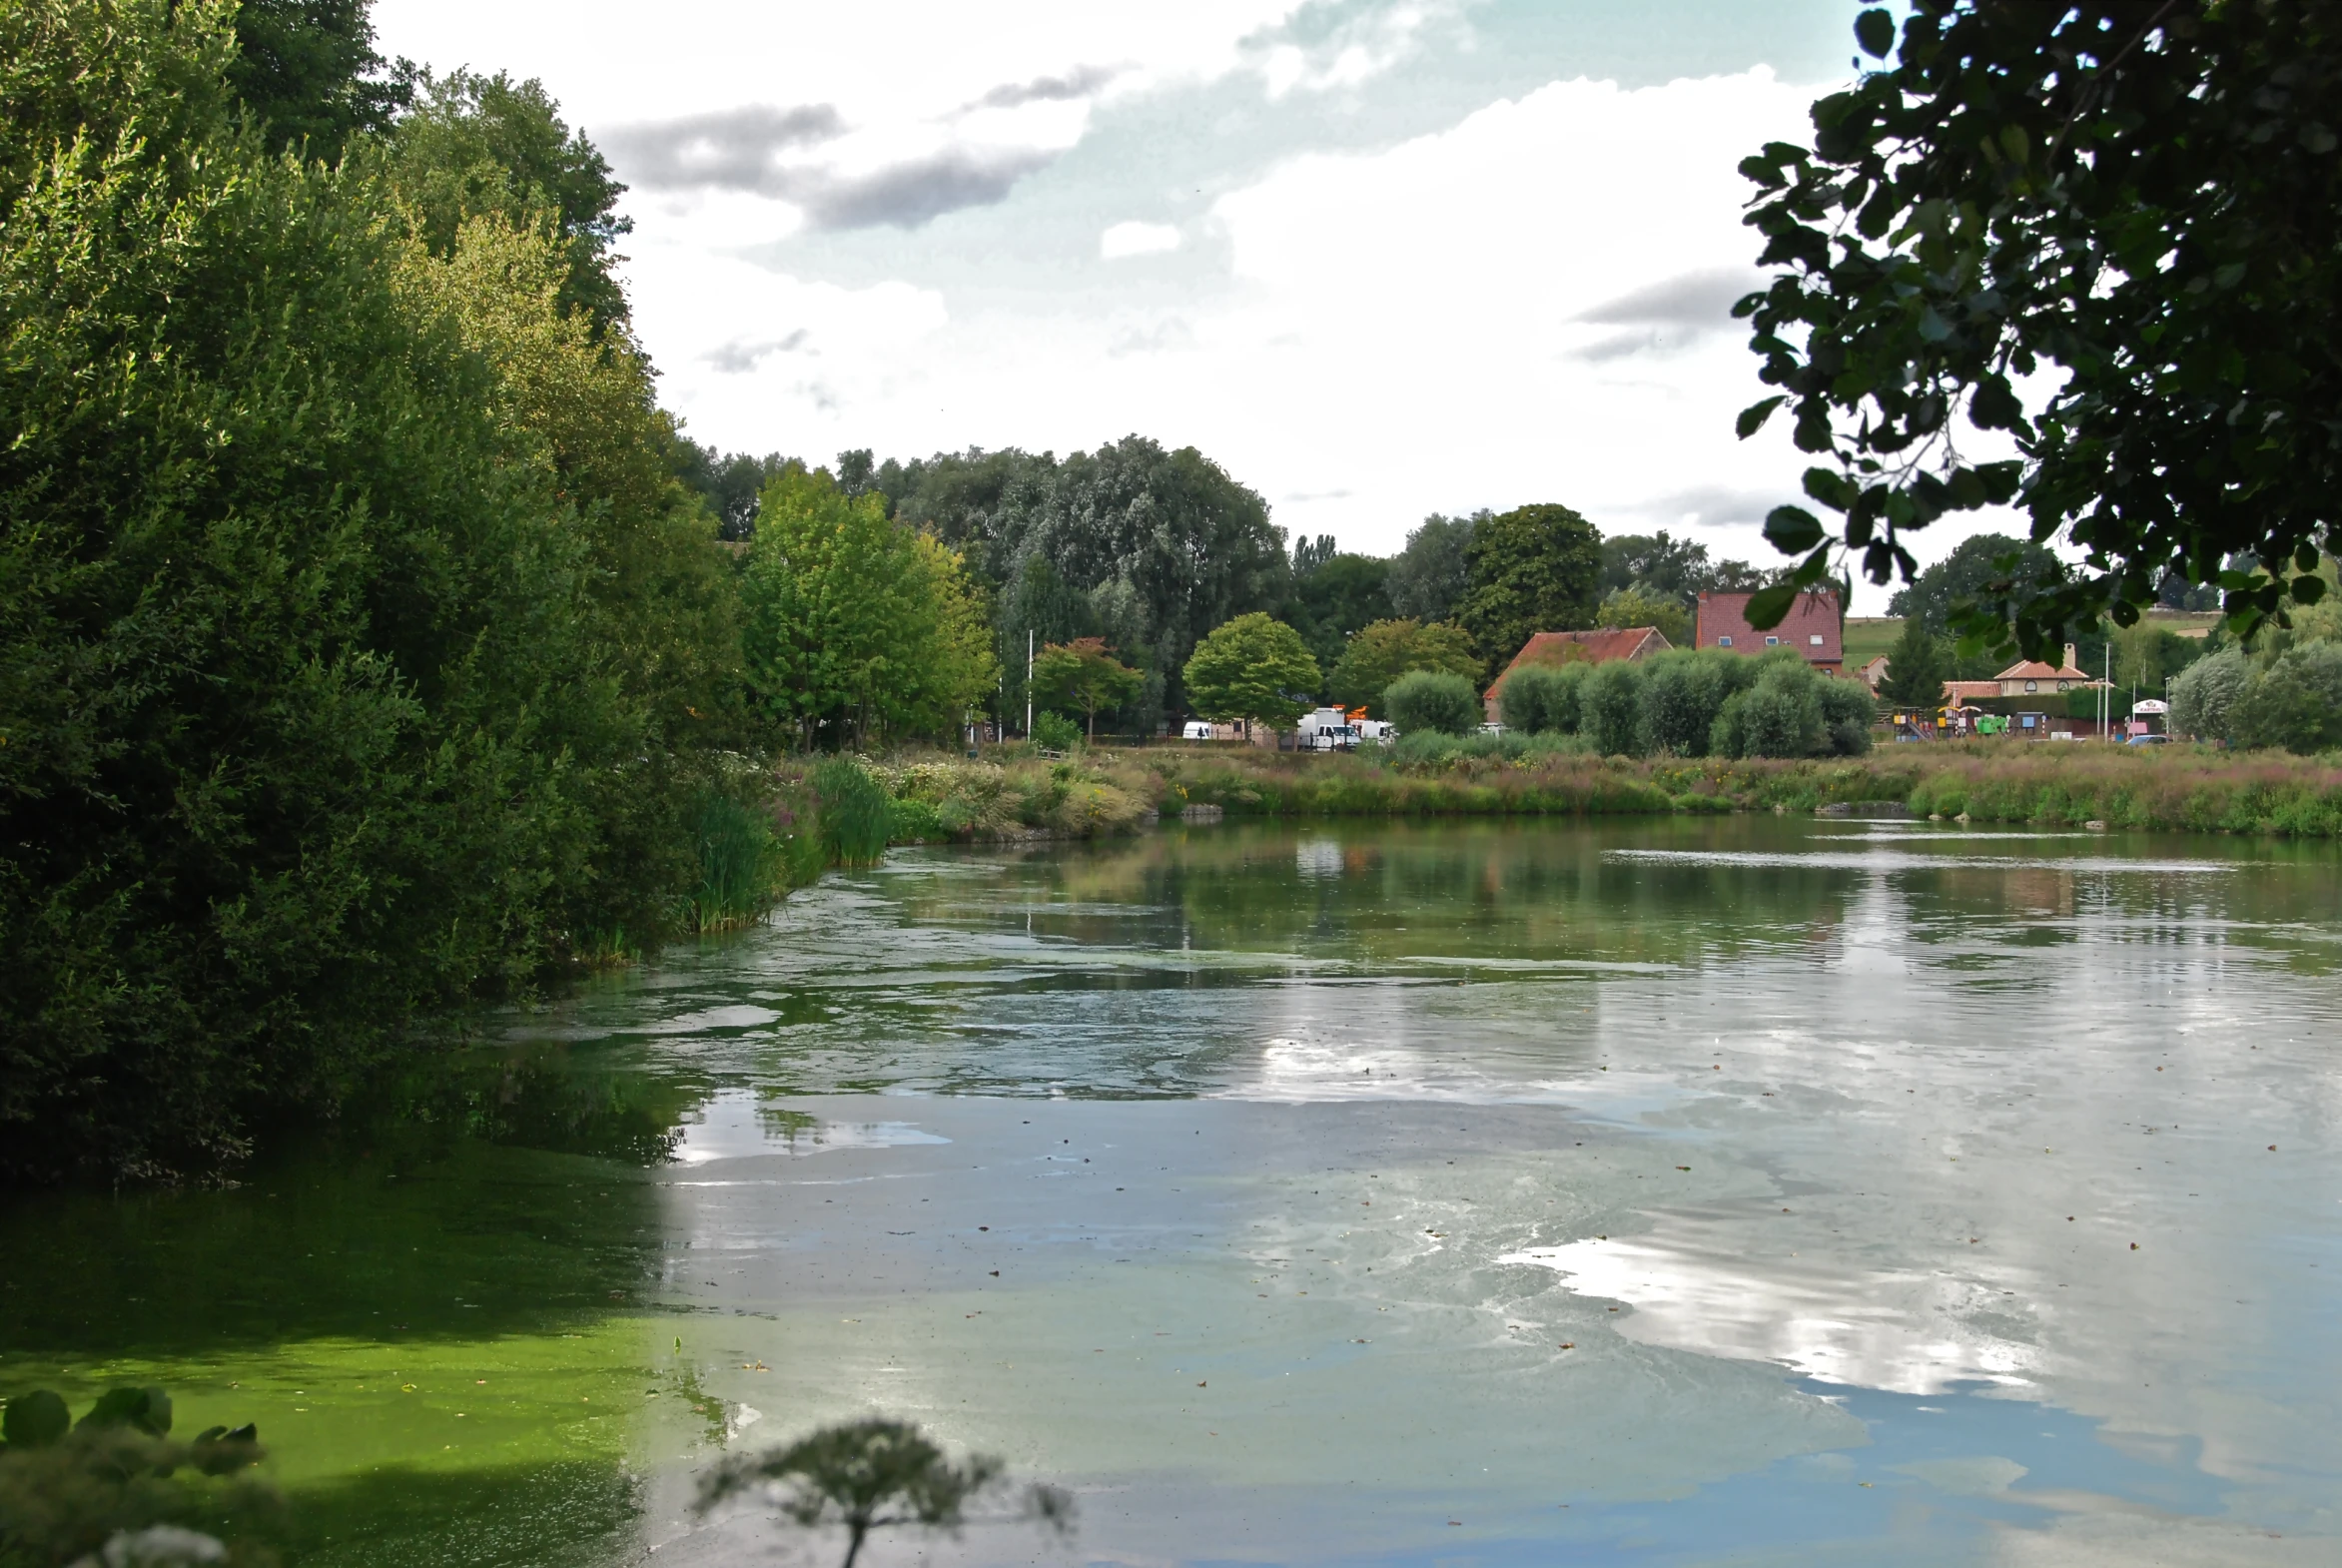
[1298,707,1359,751]
[1180,720,1213,741]
[2125,732,2171,746]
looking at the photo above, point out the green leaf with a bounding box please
[1801,467,1852,511]
[1736,395,1786,438]
[1744,583,1800,629]
[1854,8,1896,60]
[2291,574,2327,604]
[1763,505,1827,554]
[1998,124,2030,164]
[2,1389,70,1448]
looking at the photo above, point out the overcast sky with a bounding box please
[371,1,1976,611]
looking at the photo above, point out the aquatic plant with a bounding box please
[810,760,894,867]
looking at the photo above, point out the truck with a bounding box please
[1298,707,1360,751]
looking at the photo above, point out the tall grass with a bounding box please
[811,757,894,866]
[690,792,788,932]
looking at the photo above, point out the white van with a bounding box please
[1180,720,1212,741]
[1298,707,1359,751]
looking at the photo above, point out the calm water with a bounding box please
[5,816,2340,1566]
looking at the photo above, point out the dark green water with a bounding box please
[5,815,2338,1566]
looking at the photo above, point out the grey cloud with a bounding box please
[971,64,1121,110]
[1578,267,1767,330]
[1621,484,1784,529]
[701,330,811,375]
[790,146,1059,230]
[605,104,847,195]
[1574,329,1662,363]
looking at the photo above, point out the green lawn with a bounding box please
[1843,616,1901,670]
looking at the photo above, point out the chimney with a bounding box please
[2064,641,2077,673]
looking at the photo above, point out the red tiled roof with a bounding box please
[1694,589,1843,663]
[1995,658,2091,681]
[1485,627,1670,698]
[1943,680,2001,703]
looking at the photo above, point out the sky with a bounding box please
[370,1,1978,611]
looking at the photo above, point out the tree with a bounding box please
[1638,650,1752,756]
[1884,534,2063,635]
[1581,662,1648,756]
[740,467,995,747]
[1031,638,1142,740]
[1386,512,1482,622]
[695,1419,1072,1568]
[1327,618,1479,711]
[2229,643,2342,754]
[379,67,633,336]
[2169,649,2251,743]
[1879,619,1952,709]
[1600,531,1710,601]
[1383,670,1479,736]
[1497,663,1582,735]
[1594,587,1691,648]
[226,0,407,163]
[1287,550,1394,680]
[1737,3,2342,653]
[1182,614,1321,727]
[1455,504,1604,677]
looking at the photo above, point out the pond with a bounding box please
[5,815,2339,1567]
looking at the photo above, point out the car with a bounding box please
[2125,732,2171,745]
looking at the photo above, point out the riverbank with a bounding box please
[833,743,2342,843]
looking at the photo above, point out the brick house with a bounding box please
[1693,589,1844,674]
[1482,626,1672,724]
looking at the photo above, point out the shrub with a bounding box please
[2170,647,2250,741]
[1384,670,1480,735]
[1498,663,1582,734]
[1815,676,1879,755]
[1581,662,1647,756]
[1030,711,1083,753]
[2229,642,2342,754]
[1638,650,1746,756]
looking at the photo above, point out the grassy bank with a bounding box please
[809,742,2342,844]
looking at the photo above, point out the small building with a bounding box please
[1482,626,1672,724]
[1694,589,1844,674]
[1986,645,2102,697]
[1857,654,1892,691]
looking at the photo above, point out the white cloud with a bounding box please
[1100,221,1182,259]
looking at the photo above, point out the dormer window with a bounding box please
[1765,635,1780,646]
[1810,634,1824,646]
[1718,635,1732,647]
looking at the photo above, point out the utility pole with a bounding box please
[1025,629,1034,738]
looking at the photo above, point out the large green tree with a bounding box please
[1031,638,1142,740]
[226,0,407,162]
[1385,512,1480,623]
[1738,2,2342,651]
[1182,614,1320,727]
[1455,503,1604,675]
[1885,533,2063,634]
[1286,548,1394,682]
[0,0,733,1180]
[1878,619,1952,709]
[1327,618,1479,711]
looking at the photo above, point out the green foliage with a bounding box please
[1385,512,1482,623]
[1816,674,1881,756]
[226,0,407,164]
[741,467,997,748]
[1029,711,1082,753]
[0,1386,270,1567]
[1879,619,1952,708]
[1497,663,1584,735]
[1639,650,1752,756]
[1739,4,2342,651]
[695,1417,1072,1568]
[1710,655,1869,759]
[1329,619,1480,711]
[2229,642,2342,754]
[2170,648,2252,742]
[1594,586,1691,647]
[1581,662,1648,756]
[1456,504,1604,676]
[1383,670,1480,737]
[1030,638,1142,739]
[1884,535,2065,636]
[690,792,788,934]
[0,2,740,1180]
[1183,614,1321,727]
[378,66,632,337]
[1286,548,1394,680]
[810,760,892,868]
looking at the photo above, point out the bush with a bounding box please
[1030,711,1082,752]
[1384,670,1480,735]
[1815,676,1879,755]
[2170,647,2250,741]
[1581,662,1647,756]
[1498,663,1583,734]
[1638,650,1749,756]
[2229,642,2342,754]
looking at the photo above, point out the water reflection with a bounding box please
[3,816,2336,1566]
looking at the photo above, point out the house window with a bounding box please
[2024,679,2038,692]
[1765,635,1780,646]
[2056,680,2070,691]
[1717,635,1732,647]
[1810,634,1824,646]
